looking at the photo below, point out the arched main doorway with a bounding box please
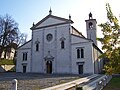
[46,61,52,74]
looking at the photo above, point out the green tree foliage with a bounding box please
[98,3,120,74]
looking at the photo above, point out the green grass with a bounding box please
[103,77,120,90]
[0,59,14,65]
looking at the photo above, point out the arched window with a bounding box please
[35,39,40,51]
[89,22,93,29]
[77,49,80,58]
[36,43,39,51]
[61,41,64,49]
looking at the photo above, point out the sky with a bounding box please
[0,0,120,49]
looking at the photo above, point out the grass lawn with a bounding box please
[103,77,120,90]
[0,59,14,65]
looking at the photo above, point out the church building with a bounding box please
[16,10,104,74]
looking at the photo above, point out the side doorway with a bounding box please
[23,65,26,73]
[78,65,83,74]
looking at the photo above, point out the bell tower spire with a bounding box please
[49,8,52,15]
[85,12,97,46]
[89,12,93,19]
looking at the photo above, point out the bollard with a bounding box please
[11,79,17,90]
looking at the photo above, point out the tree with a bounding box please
[0,14,27,60]
[98,3,120,75]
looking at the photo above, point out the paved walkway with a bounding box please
[0,72,86,90]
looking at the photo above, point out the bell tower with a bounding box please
[85,12,97,46]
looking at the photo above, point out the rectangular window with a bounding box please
[77,48,84,59]
[23,52,27,61]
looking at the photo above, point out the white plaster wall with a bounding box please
[31,15,72,73]
[43,26,57,73]
[56,24,71,73]
[31,29,44,73]
[32,24,71,74]
[93,47,99,74]
[71,35,94,74]
[16,41,31,72]
[16,49,31,72]
[93,47,103,74]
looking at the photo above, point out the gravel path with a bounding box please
[0,73,84,90]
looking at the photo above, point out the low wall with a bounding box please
[78,75,112,90]
[0,65,15,72]
[41,74,98,90]
[42,74,112,90]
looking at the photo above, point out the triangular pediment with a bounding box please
[31,15,73,30]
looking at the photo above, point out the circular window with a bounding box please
[46,34,53,42]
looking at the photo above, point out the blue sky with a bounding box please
[0,0,120,48]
